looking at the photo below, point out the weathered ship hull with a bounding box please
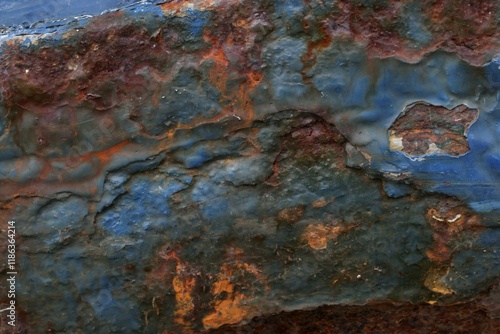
[0,1,498,332]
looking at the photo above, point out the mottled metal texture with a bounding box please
[0,1,499,333]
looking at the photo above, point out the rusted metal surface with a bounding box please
[210,295,500,333]
[0,1,499,333]
[389,102,479,157]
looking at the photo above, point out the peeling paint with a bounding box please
[389,102,479,158]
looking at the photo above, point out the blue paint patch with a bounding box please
[479,228,500,247]
[312,46,373,109]
[448,247,500,296]
[209,155,273,186]
[191,179,226,203]
[98,172,192,236]
[274,0,305,16]
[175,137,244,169]
[311,47,500,213]
[263,38,308,103]
[383,181,412,198]
[17,197,88,252]
[83,287,141,331]
[445,59,483,96]
[485,152,500,173]
[183,146,212,168]
[201,197,230,220]
[346,76,371,107]
[184,9,209,38]
[484,58,500,89]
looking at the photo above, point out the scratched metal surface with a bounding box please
[0,1,498,333]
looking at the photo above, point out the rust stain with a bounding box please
[161,252,197,328]
[311,197,334,208]
[337,0,408,59]
[0,12,169,112]
[276,206,305,224]
[0,11,175,199]
[146,248,199,329]
[202,263,259,330]
[203,297,251,330]
[423,0,497,63]
[266,116,347,186]
[145,246,268,330]
[198,3,267,129]
[302,223,344,250]
[424,199,482,295]
[301,21,332,83]
[334,0,499,65]
[389,102,479,158]
[424,265,454,295]
[203,248,267,330]
[172,274,196,327]
[208,296,500,333]
[425,201,481,264]
[159,0,217,16]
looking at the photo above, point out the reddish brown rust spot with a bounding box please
[389,102,479,157]
[1,12,170,112]
[276,206,305,224]
[267,114,346,186]
[0,11,172,164]
[333,0,500,65]
[425,198,482,264]
[301,222,344,250]
[423,0,498,63]
[423,198,482,295]
[301,21,332,83]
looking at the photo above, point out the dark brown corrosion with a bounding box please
[336,0,500,65]
[389,102,479,157]
[0,2,271,199]
[208,295,500,334]
[0,12,171,157]
[266,114,346,186]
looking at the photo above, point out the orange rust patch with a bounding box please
[302,223,344,250]
[200,28,262,127]
[203,258,267,330]
[276,206,305,224]
[202,32,229,68]
[194,1,268,128]
[172,274,196,326]
[146,249,198,329]
[311,197,334,208]
[203,290,250,330]
[160,252,197,327]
